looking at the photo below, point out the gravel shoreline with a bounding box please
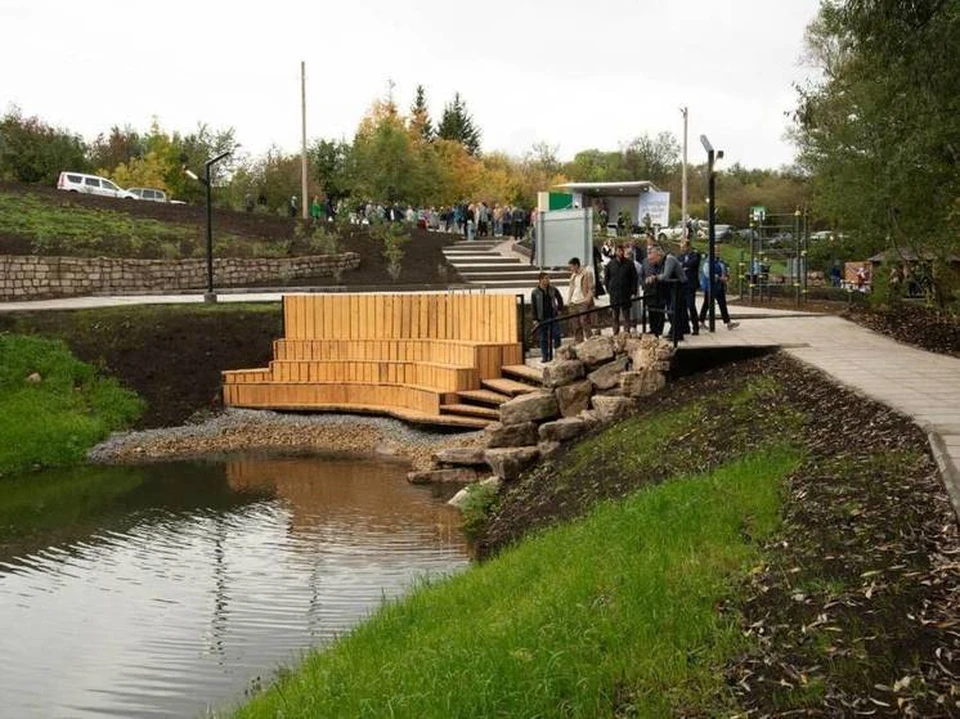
[88,409,484,471]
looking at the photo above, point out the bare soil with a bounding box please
[0,182,462,289]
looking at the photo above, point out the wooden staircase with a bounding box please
[438,364,544,424]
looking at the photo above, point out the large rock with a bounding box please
[541,360,586,389]
[578,409,602,430]
[499,392,559,425]
[556,344,578,361]
[573,336,615,366]
[620,370,667,398]
[484,421,539,448]
[537,440,563,461]
[484,447,540,481]
[432,447,489,467]
[407,468,479,485]
[447,487,471,509]
[538,417,588,443]
[587,356,630,390]
[556,379,593,418]
[591,395,635,423]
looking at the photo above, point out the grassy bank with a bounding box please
[0,334,143,475]
[233,448,799,718]
[0,304,282,428]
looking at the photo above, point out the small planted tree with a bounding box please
[370,220,410,281]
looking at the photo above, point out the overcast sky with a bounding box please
[1,0,822,170]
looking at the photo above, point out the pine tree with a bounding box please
[409,84,434,142]
[437,92,481,156]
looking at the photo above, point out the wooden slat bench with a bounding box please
[222,293,523,427]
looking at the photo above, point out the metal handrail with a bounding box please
[529,279,684,349]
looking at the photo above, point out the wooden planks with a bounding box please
[481,378,540,397]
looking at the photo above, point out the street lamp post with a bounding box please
[191,151,232,303]
[700,135,723,332]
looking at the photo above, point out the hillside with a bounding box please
[0,182,461,288]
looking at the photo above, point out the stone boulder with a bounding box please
[484,421,539,448]
[484,447,540,481]
[26,372,42,384]
[499,392,559,426]
[538,417,588,443]
[407,468,479,485]
[541,360,586,389]
[556,344,578,361]
[620,370,667,398]
[556,379,593,418]
[537,440,563,461]
[578,409,602,430]
[573,336,615,366]
[432,447,489,467]
[587,356,630,390]
[590,395,635,423]
[447,487,471,509]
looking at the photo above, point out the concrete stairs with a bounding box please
[444,240,567,294]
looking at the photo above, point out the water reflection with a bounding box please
[0,454,469,718]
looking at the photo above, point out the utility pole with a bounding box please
[681,106,688,233]
[300,60,308,220]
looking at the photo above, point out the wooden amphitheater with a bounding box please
[222,293,543,429]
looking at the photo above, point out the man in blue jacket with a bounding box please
[699,256,738,330]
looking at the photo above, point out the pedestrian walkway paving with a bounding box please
[681,307,960,518]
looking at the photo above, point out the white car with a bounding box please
[656,224,687,242]
[126,187,168,203]
[57,172,136,200]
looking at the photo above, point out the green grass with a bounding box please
[0,191,253,258]
[232,446,801,718]
[0,334,144,475]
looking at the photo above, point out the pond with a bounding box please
[0,453,469,718]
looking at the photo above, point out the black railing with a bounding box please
[529,279,685,350]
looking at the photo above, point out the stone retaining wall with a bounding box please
[0,252,361,300]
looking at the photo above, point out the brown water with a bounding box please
[0,453,469,718]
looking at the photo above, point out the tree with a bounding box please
[437,92,481,156]
[351,99,428,204]
[793,0,960,303]
[0,107,89,184]
[89,125,143,172]
[312,139,352,201]
[621,132,680,184]
[409,84,434,143]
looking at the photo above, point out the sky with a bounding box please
[0,0,823,170]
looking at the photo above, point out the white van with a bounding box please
[56,172,137,200]
[126,187,168,203]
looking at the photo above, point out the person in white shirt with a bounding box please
[566,257,596,343]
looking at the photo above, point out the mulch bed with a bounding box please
[843,305,960,359]
[478,353,960,716]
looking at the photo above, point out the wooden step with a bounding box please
[457,389,512,407]
[481,377,539,396]
[501,364,544,385]
[440,403,501,419]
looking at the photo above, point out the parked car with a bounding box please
[127,187,168,203]
[56,172,137,199]
[656,223,686,242]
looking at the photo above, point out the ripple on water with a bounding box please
[0,455,469,718]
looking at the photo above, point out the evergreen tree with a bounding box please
[438,92,481,156]
[409,84,434,142]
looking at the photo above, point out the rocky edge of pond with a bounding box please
[88,409,485,471]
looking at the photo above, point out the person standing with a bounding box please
[605,244,638,335]
[512,206,526,241]
[244,192,254,213]
[531,273,564,363]
[699,256,738,330]
[642,245,687,341]
[310,196,323,224]
[677,238,701,335]
[566,257,595,343]
[288,195,298,218]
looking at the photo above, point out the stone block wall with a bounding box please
[0,252,361,301]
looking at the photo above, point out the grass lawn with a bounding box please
[0,334,144,475]
[232,444,800,718]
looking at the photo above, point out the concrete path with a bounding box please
[681,308,960,517]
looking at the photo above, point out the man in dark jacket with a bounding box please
[677,238,701,335]
[642,245,687,340]
[531,272,564,362]
[605,244,638,335]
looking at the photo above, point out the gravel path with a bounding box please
[88,409,483,471]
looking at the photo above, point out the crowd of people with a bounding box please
[531,236,738,362]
